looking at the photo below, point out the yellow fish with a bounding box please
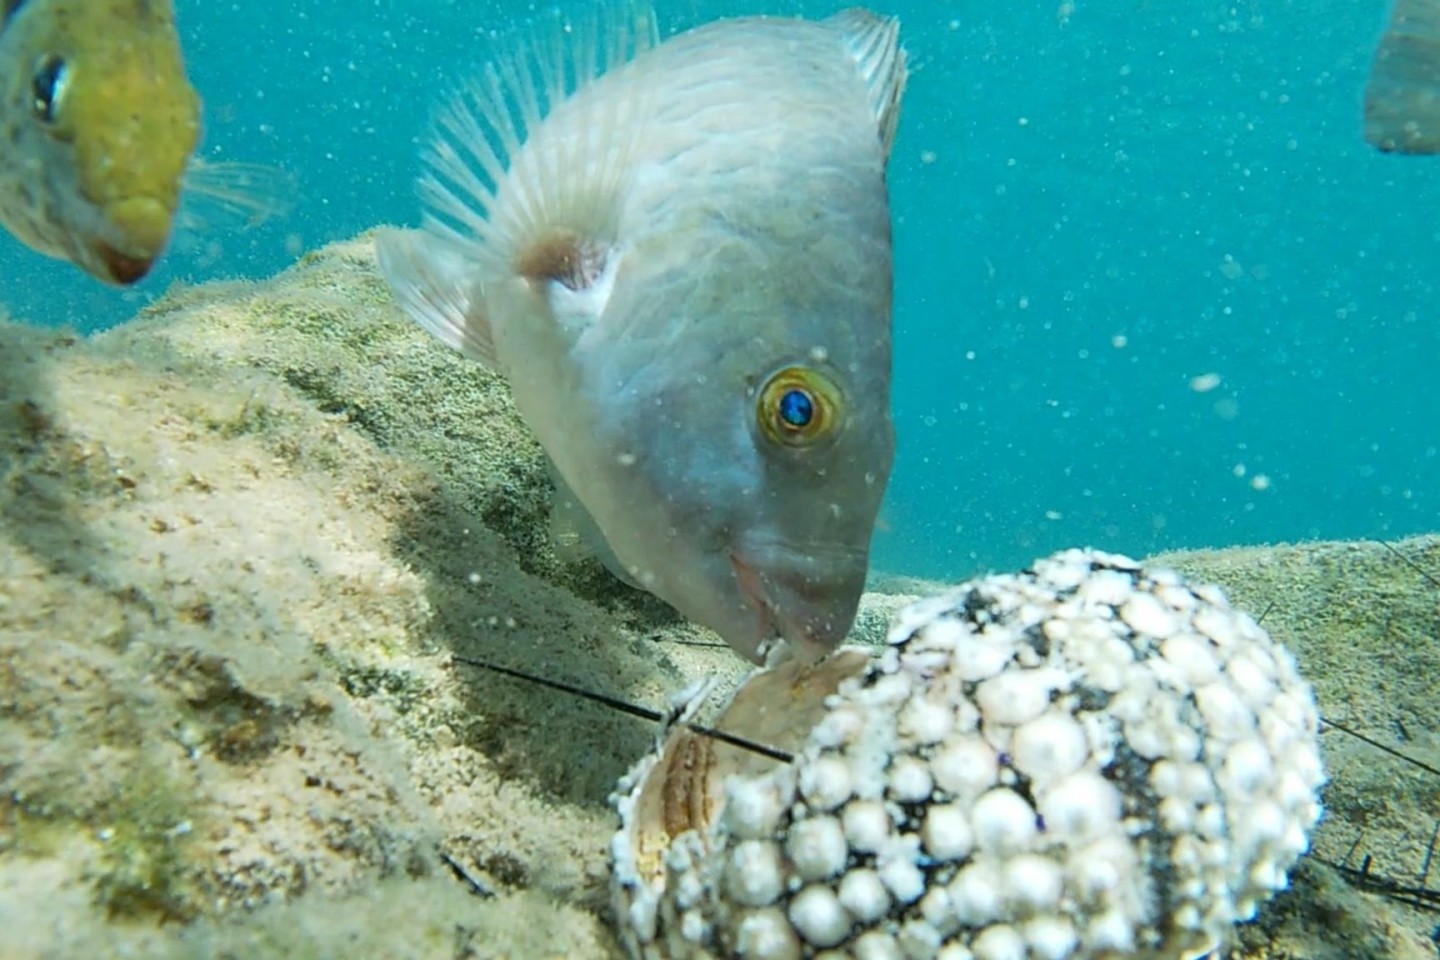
[0,0,292,284]
[378,4,904,664]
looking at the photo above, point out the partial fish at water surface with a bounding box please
[1365,0,1440,153]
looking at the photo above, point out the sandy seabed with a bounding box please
[0,234,1435,959]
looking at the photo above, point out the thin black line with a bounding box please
[1421,817,1440,888]
[451,654,794,763]
[440,850,494,898]
[1341,832,1365,868]
[1254,598,1278,625]
[1373,538,1440,590]
[1320,717,1440,779]
[1322,856,1440,913]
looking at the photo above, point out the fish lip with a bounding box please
[92,242,157,285]
[730,546,863,663]
[91,196,171,284]
[730,551,781,661]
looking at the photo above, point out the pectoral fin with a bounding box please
[374,226,497,365]
[547,460,642,590]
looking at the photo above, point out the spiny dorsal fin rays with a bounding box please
[828,8,907,160]
[416,1,659,286]
[374,226,497,365]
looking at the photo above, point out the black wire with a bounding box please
[451,654,793,763]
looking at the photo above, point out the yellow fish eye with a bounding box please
[756,366,844,448]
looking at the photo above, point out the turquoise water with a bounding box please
[6,0,1434,580]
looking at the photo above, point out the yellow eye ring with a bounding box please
[755,365,844,448]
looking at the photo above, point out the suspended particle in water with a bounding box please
[1190,372,1222,393]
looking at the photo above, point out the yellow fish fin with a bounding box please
[829,8,908,160]
[415,1,658,285]
[374,226,497,366]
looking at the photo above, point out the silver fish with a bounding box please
[377,4,904,663]
[1364,0,1440,153]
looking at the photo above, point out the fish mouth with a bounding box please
[93,242,158,285]
[730,545,867,663]
[90,196,173,284]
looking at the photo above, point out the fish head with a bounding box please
[1,0,200,283]
[592,289,894,665]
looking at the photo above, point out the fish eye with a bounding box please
[31,55,68,124]
[756,365,844,449]
[778,388,814,427]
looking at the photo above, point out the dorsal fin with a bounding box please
[415,1,659,282]
[828,8,908,159]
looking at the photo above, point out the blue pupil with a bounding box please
[778,388,814,428]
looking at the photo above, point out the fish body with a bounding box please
[1364,0,1440,153]
[0,0,200,283]
[379,5,904,663]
